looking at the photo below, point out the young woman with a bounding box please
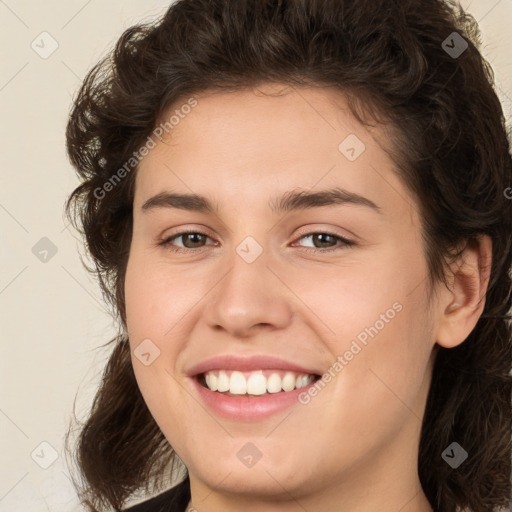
[64,1,512,511]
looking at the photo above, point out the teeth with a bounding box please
[282,372,296,392]
[296,374,311,388]
[230,371,247,394]
[267,373,282,393]
[203,370,316,395]
[205,372,217,391]
[247,372,267,395]
[217,371,230,392]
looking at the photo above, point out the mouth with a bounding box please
[187,354,325,420]
[196,369,322,397]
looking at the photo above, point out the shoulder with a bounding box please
[123,477,191,512]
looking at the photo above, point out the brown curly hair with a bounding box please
[64,0,512,511]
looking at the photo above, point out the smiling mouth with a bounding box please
[197,369,321,397]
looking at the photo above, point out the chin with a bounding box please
[196,466,305,500]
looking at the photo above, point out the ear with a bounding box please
[435,235,492,349]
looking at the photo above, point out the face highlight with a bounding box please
[124,84,440,511]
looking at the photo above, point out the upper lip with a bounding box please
[187,355,322,377]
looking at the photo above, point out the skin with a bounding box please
[124,83,491,512]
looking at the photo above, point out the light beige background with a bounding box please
[0,1,510,511]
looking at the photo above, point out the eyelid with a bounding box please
[158,223,214,239]
[290,230,354,252]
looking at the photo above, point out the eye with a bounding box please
[158,229,214,252]
[158,229,354,253]
[292,232,354,253]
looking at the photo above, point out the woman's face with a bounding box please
[125,84,441,508]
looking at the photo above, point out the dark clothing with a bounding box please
[123,477,191,512]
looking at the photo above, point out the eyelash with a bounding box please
[158,228,355,254]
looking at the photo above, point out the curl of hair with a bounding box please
[65,0,512,511]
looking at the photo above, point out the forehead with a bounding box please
[134,84,415,222]
[153,84,373,157]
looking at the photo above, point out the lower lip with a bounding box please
[191,377,318,421]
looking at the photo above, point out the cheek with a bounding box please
[124,250,199,339]
[124,254,181,407]
[288,248,423,349]
[323,289,434,433]
[310,246,433,423]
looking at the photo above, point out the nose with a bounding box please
[203,249,293,339]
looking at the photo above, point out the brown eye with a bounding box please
[159,230,354,254]
[159,230,213,252]
[295,232,354,252]
[177,232,208,249]
[308,233,337,249]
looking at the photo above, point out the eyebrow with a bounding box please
[141,187,381,214]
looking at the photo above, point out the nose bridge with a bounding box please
[204,234,293,337]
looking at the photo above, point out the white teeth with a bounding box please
[203,370,316,395]
[267,373,282,393]
[296,374,310,389]
[205,372,217,391]
[217,371,230,392]
[281,372,296,392]
[229,371,247,394]
[247,372,267,395]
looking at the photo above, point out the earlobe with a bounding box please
[435,235,492,349]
